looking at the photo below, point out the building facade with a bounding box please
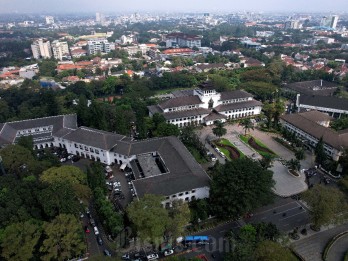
[148,83,262,127]
[31,39,52,59]
[0,115,211,204]
[280,111,348,161]
[87,39,111,55]
[51,40,70,61]
[165,33,201,48]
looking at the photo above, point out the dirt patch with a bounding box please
[215,141,240,159]
[248,137,275,155]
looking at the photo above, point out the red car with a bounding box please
[85,226,90,233]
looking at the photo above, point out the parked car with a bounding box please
[93,226,99,235]
[96,235,103,245]
[90,218,95,227]
[72,155,80,162]
[146,253,159,261]
[103,249,112,256]
[164,250,174,256]
[84,226,90,233]
[122,253,130,260]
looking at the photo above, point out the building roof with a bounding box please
[0,114,77,146]
[284,80,338,96]
[299,95,348,111]
[162,108,211,120]
[63,126,126,150]
[214,100,263,112]
[172,89,195,98]
[162,48,194,55]
[280,112,348,150]
[203,112,227,122]
[159,96,203,110]
[131,136,211,197]
[298,110,333,123]
[220,90,253,101]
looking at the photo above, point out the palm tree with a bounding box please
[240,118,254,136]
[212,121,227,138]
[287,159,301,171]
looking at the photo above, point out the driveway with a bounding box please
[327,233,348,261]
[271,161,308,197]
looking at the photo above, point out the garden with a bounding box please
[213,138,245,160]
[239,135,277,158]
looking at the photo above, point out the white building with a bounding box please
[51,40,70,61]
[31,39,52,59]
[87,39,111,55]
[0,115,211,204]
[280,111,348,161]
[165,33,201,48]
[148,82,262,127]
[45,16,55,25]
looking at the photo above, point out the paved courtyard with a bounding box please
[271,161,308,197]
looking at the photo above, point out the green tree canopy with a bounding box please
[240,118,254,136]
[212,121,227,138]
[1,220,42,261]
[210,158,274,218]
[314,137,327,165]
[126,194,169,244]
[254,240,297,261]
[40,214,85,261]
[16,136,34,152]
[40,165,91,202]
[303,184,347,228]
[167,200,191,240]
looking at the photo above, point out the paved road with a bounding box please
[327,233,348,261]
[292,223,348,261]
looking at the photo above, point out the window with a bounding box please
[179,193,183,196]
[191,189,196,193]
[79,145,83,149]
[90,148,94,153]
[95,149,99,154]
[74,144,78,148]
[185,191,189,195]
[166,196,169,200]
[172,195,176,198]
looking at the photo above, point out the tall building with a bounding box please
[285,20,300,29]
[330,15,339,29]
[87,39,111,55]
[96,12,101,23]
[45,16,54,25]
[51,40,70,61]
[31,39,52,59]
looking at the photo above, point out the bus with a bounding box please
[183,236,210,245]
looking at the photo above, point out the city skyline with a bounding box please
[1,0,348,14]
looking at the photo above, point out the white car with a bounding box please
[146,254,159,261]
[93,226,99,235]
[164,250,174,256]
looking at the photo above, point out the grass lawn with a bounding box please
[187,146,208,164]
[154,87,194,95]
[216,138,245,158]
[239,135,277,158]
[215,145,231,160]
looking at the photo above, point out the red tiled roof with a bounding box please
[162,48,194,54]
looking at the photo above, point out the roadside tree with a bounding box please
[303,184,347,228]
[212,121,227,138]
[240,118,254,136]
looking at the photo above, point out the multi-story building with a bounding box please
[31,39,52,59]
[87,39,111,55]
[285,20,301,29]
[148,82,262,127]
[51,40,70,61]
[165,33,201,48]
[320,15,339,29]
[45,16,54,25]
[280,111,348,161]
[0,115,211,205]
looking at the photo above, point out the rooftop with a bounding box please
[299,95,348,111]
[159,95,203,110]
[285,80,338,96]
[214,100,263,112]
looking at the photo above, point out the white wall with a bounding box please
[162,186,210,206]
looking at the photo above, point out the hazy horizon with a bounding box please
[1,0,348,14]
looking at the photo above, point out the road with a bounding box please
[179,197,310,261]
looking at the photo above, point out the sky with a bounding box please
[1,0,348,14]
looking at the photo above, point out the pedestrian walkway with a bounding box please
[224,131,262,160]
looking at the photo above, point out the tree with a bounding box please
[40,165,91,201]
[273,99,285,128]
[286,159,301,171]
[262,102,275,129]
[1,220,42,261]
[259,154,273,170]
[40,214,85,261]
[303,185,347,228]
[227,224,257,261]
[16,135,34,152]
[155,122,180,137]
[210,158,274,218]
[254,240,297,261]
[240,118,254,136]
[38,182,80,218]
[126,194,169,244]
[339,149,348,176]
[294,149,305,161]
[314,137,327,165]
[167,200,191,240]
[212,121,227,138]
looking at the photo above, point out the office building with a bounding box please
[31,39,52,59]
[285,20,300,29]
[320,15,339,29]
[51,40,70,61]
[87,39,111,55]
[0,115,211,205]
[148,82,262,127]
[45,16,54,25]
[165,33,201,48]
